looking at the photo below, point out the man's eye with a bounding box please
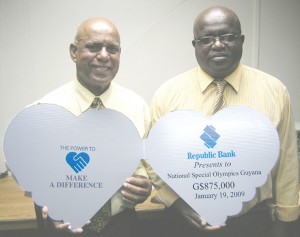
[200,37,214,45]
[85,44,120,54]
[220,34,235,42]
[86,44,101,52]
[106,45,120,54]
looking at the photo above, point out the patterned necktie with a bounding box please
[88,200,112,233]
[89,98,111,233]
[90,97,105,110]
[211,80,227,115]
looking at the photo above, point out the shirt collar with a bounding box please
[226,64,242,92]
[74,80,112,112]
[198,64,242,93]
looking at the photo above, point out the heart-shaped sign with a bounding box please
[145,106,279,226]
[3,104,143,230]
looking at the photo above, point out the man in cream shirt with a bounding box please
[147,6,299,237]
[34,17,152,237]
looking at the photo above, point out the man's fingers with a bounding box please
[121,189,147,204]
[54,221,84,234]
[125,176,151,188]
[199,217,207,226]
[54,222,70,230]
[123,176,152,196]
[123,181,150,196]
[120,176,152,204]
[42,206,48,214]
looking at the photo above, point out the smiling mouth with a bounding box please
[94,66,110,72]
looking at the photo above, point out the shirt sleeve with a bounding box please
[271,88,300,221]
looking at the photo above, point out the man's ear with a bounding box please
[192,40,196,48]
[239,34,245,44]
[69,43,77,62]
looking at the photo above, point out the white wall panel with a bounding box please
[1,0,298,170]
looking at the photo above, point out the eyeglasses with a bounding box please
[193,34,242,46]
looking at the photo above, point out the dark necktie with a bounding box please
[211,80,227,115]
[90,97,105,110]
[88,200,112,233]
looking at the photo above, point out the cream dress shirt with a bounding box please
[148,64,299,222]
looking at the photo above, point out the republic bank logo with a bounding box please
[200,125,220,148]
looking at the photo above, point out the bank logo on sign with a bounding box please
[200,125,220,148]
[66,152,90,173]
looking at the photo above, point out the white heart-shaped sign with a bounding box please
[146,106,279,226]
[3,104,142,230]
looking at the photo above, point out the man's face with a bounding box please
[70,21,121,95]
[193,13,244,79]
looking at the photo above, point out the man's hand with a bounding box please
[50,220,84,234]
[121,175,152,205]
[171,198,224,231]
[42,206,88,234]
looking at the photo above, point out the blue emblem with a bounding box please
[66,152,90,173]
[200,125,220,148]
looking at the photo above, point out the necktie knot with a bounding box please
[91,97,104,110]
[214,80,227,94]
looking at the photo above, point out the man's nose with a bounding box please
[212,38,225,48]
[96,47,110,60]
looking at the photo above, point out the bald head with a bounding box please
[193,6,241,38]
[74,18,120,45]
